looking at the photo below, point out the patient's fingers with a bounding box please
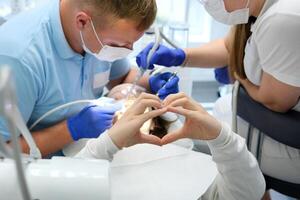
[139,107,168,122]
[167,97,207,113]
[167,106,193,117]
[167,98,192,109]
[129,99,162,115]
[138,92,161,102]
[163,92,187,106]
[161,129,184,145]
[139,134,162,146]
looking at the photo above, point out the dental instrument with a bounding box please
[127,27,162,98]
[156,71,178,96]
[155,71,179,122]
[127,25,182,99]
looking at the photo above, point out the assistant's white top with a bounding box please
[244,0,300,110]
[75,123,265,200]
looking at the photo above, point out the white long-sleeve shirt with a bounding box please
[76,123,266,200]
[201,123,265,200]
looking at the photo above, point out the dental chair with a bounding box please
[232,82,300,198]
[0,66,111,200]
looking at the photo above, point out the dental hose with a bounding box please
[29,100,96,131]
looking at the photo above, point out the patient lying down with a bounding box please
[74,85,265,200]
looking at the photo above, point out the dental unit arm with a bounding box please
[0,66,111,200]
[127,26,180,98]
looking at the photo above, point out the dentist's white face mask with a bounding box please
[80,20,132,62]
[200,0,250,25]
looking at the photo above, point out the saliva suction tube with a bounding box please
[30,83,148,131]
[29,97,124,131]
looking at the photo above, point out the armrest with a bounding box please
[237,86,300,149]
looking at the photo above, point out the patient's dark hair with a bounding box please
[149,108,172,139]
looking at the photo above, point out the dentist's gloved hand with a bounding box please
[136,43,186,70]
[149,72,180,99]
[67,103,121,141]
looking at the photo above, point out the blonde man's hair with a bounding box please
[78,0,157,31]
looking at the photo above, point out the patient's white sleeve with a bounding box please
[75,131,119,161]
[201,123,266,200]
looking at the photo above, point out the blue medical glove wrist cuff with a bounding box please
[149,79,156,94]
[174,48,186,66]
[149,76,161,95]
[67,117,79,141]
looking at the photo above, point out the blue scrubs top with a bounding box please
[0,0,131,141]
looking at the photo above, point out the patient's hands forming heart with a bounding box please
[108,93,167,149]
[161,93,222,145]
[108,92,222,149]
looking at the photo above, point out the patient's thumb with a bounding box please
[161,130,183,145]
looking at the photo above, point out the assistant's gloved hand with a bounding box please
[149,72,180,99]
[67,103,121,141]
[136,43,186,70]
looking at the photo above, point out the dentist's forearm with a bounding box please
[9,121,73,158]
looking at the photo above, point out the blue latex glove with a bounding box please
[214,66,231,84]
[67,104,121,141]
[136,42,186,70]
[149,72,180,99]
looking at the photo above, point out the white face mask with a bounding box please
[80,20,132,62]
[200,0,250,25]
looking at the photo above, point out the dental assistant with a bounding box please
[137,0,300,184]
[0,0,179,157]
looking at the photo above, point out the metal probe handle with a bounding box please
[156,72,178,96]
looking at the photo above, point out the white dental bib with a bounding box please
[65,119,218,200]
[110,141,217,200]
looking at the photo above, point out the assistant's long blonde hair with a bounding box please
[229,17,256,79]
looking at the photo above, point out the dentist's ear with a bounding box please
[75,12,91,30]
